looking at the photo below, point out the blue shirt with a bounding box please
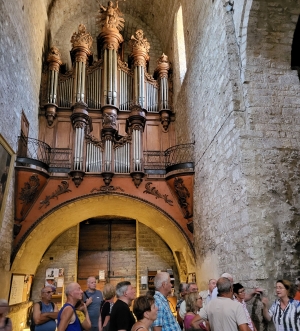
[83,290,103,328]
[152,291,181,331]
[35,302,56,331]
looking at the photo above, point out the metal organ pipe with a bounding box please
[113,49,117,105]
[103,49,108,104]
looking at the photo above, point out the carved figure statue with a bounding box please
[102,113,117,127]
[99,1,125,31]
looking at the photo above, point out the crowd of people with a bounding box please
[1,273,300,331]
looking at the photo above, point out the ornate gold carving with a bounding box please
[128,29,150,67]
[117,58,131,74]
[47,46,62,71]
[129,29,150,54]
[143,182,173,206]
[155,53,170,78]
[19,174,40,216]
[39,181,72,209]
[70,24,93,54]
[145,72,158,87]
[98,1,125,31]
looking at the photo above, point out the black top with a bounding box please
[101,301,112,326]
[109,300,135,331]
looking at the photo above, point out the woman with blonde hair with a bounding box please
[184,292,207,330]
[100,283,116,331]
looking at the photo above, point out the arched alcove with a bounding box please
[11,194,195,279]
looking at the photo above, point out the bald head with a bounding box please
[65,282,83,303]
[217,277,233,297]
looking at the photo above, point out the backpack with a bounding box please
[29,301,55,331]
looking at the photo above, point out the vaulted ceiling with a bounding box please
[43,0,181,73]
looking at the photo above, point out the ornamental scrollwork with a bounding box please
[118,58,131,74]
[39,181,72,209]
[91,185,124,193]
[114,135,132,148]
[86,134,104,149]
[143,182,173,206]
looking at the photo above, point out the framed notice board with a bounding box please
[9,274,33,305]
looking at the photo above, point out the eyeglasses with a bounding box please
[43,291,53,294]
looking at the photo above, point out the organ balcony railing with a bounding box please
[16,136,72,172]
[17,136,194,176]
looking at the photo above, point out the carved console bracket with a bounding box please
[45,103,58,126]
[159,109,172,132]
[69,170,85,188]
[130,171,145,188]
[102,172,114,186]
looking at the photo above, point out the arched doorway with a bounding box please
[11,194,195,282]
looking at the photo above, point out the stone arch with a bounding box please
[11,194,195,280]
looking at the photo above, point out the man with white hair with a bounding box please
[57,282,91,331]
[200,279,217,307]
[83,276,103,331]
[109,281,136,331]
[152,272,181,331]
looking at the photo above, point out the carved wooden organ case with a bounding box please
[39,6,175,189]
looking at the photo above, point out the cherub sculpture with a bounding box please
[98,1,125,31]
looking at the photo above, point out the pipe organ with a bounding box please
[41,1,174,188]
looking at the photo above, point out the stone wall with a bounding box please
[31,226,79,302]
[173,2,300,330]
[137,222,179,296]
[0,0,48,299]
